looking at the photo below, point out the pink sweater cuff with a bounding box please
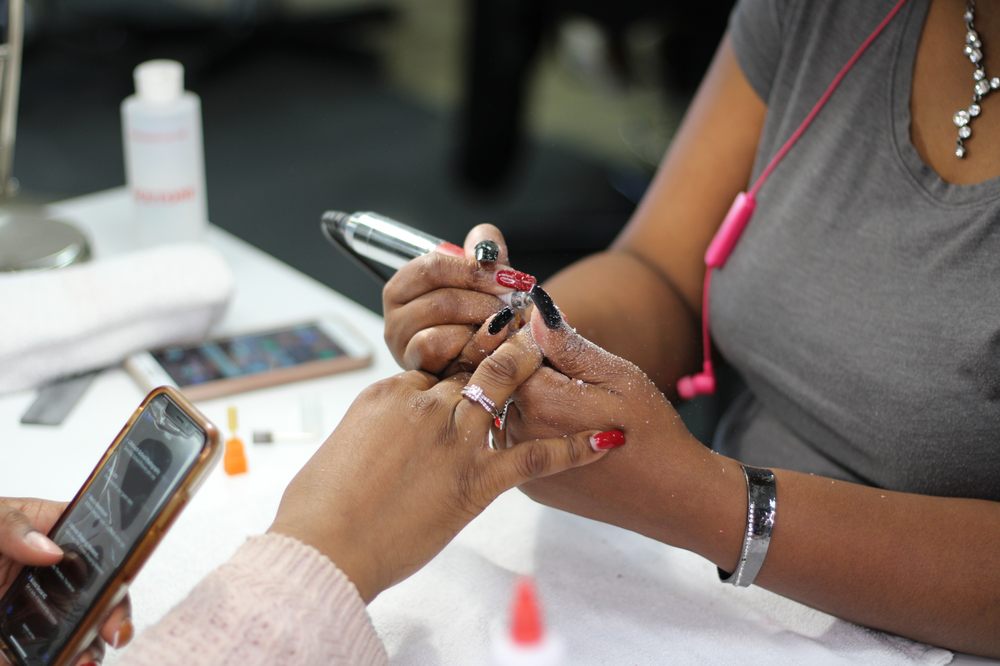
[121,533,387,665]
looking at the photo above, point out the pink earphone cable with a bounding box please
[685,0,910,398]
[747,0,909,198]
[701,270,713,366]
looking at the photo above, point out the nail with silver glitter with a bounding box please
[474,240,500,265]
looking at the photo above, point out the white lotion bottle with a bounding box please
[121,59,207,246]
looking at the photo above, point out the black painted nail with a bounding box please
[488,306,515,335]
[529,284,562,329]
[474,240,500,263]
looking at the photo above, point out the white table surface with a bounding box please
[0,190,991,665]
[0,189,402,662]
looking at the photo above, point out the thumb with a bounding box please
[527,285,626,385]
[0,504,63,566]
[489,429,625,491]
[463,223,510,265]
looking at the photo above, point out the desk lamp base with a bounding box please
[0,212,90,272]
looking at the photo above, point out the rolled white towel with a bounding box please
[0,243,234,394]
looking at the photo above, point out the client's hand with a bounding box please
[269,328,616,603]
[382,224,536,375]
[504,298,719,551]
[0,499,133,665]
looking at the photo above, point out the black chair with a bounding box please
[455,0,734,192]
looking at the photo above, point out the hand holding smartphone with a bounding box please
[0,388,219,666]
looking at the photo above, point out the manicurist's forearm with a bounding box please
[764,472,1000,656]
[671,456,1000,657]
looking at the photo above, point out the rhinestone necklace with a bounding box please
[954,0,999,158]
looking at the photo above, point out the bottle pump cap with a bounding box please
[134,59,184,103]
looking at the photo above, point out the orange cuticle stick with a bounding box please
[223,405,248,476]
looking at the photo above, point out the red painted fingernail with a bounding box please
[589,430,625,451]
[436,241,465,258]
[495,269,537,291]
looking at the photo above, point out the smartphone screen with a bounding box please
[151,323,346,388]
[0,394,207,665]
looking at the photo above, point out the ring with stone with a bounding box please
[496,398,513,430]
[461,383,504,428]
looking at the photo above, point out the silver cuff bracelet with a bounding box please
[718,465,776,587]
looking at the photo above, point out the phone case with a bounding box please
[0,387,220,666]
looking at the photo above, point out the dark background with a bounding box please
[13,0,732,314]
[10,0,736,437]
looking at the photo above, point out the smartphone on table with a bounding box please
[125,315,372,401]
[0,387,220,666]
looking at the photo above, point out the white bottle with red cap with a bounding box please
[121,59,207,247]
[491,578,565,666]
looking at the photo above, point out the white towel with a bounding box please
[0,243,234,394]
[370,490,955,665]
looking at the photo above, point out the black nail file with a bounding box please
[20,370,100,426]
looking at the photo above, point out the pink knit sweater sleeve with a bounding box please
[120,533,388,665]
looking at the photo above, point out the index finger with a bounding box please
[455,327,542,430]
[384,251,535,306]
[527,293,637,386]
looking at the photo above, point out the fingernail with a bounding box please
[112,618,134,649]
[488,307,515,335]
[474,239,500,263]
[528,284,562,329]
[495,269,537,291]
[589,430,626,451]
[25,530,63,556]
[436,242,465,258]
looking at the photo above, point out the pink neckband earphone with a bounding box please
[677,0,910,400]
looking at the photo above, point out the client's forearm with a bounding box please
[120,534,387,666]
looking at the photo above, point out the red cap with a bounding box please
[510,577,544,645]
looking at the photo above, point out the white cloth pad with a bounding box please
[370,491,955,665]
[0,243,233,393]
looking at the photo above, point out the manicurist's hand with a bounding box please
[0,499,134,665]
[382,224,538,375]
[508,294,1000,658]
[503,293,743,557]
[269,327,620,603]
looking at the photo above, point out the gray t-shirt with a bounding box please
[713,0,1000,500]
